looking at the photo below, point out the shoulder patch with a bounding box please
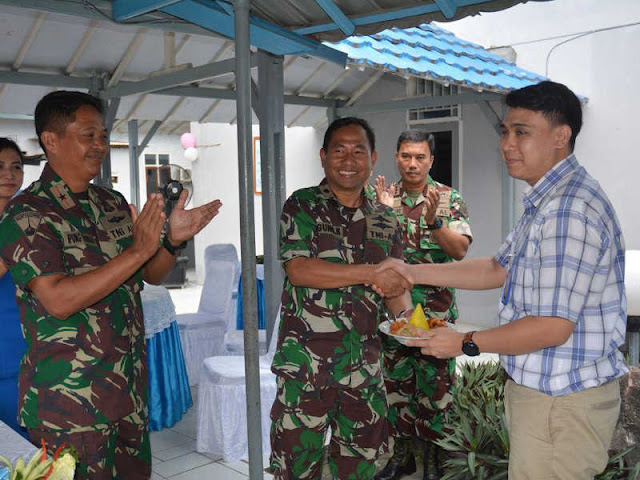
[14,211,43,244]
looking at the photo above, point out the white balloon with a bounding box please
[184,146,198,161]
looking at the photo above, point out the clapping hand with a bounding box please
[374,175,395,208]
[167,189,222,244]
[129,193,166,261]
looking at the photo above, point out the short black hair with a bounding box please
[0,137,24,164]
[34,91,105,154]
[322,117,376,152]
[396,129,435,154]
[505,81,582,151]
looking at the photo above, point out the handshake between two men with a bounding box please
[371,257,416,298]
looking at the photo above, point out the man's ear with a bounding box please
[320,148,327,169]
[40,131,58,156]
[554,125,572,149]
[371,150,378,170]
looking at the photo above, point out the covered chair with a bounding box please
[196,310,280,462]
[176,244,239,385]
[223,263,267,355]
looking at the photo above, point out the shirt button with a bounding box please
[22,269,28,276]
[43,261,49,267]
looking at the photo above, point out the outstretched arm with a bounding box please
[375,256,506,292]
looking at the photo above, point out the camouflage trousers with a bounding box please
[270,376,390,480]
[28,411,151,480]
[381,336,456,441]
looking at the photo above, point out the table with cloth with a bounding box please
[142,283,193,431]
[0,419,38,479]
[225,264,267,355]
[235,264,266,330]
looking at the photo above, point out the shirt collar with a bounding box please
[318,178,375,214]
[41,163,96,211]
[522,154,579,212]
[395,176,433,206]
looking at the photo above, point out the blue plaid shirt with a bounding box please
[495,155,628,396]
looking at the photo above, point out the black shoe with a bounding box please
[375,438,416,480]
[375,453,416,480]
[423,443,444,480]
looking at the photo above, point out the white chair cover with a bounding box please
[177,245,238,385]
[204,244,241,332]
[196,310,281,462]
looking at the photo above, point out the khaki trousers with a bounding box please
[504,379,620,480]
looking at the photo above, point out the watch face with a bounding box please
[462,341,480,357]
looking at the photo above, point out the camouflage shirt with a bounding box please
[272,180,404,389]
[0,164,146,431]
[390,177,472,321]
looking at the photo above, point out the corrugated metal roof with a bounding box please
[326,23,547,93]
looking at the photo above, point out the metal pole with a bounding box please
[128,119,141,209]
[235,1,263,479]
[258,50,285,347]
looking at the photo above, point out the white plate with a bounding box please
[379,319,454,346]
[379,319,423,346]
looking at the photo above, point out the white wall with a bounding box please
[190,122,324,282]
[438,0,640,248]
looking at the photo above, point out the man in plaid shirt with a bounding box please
[376,81,628,479]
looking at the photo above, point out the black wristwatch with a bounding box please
[462,331,480,357]
[162,235,187,256]
[428,217,443,230]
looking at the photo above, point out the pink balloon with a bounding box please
[180,132,197,149]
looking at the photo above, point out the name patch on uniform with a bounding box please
[100,213,133,241]
[367,224,395,243]
[317,223,344,238]
[436,191,452,218]
[65,231,83,245]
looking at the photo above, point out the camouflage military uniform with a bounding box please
[270,180,404,480]
[0,164,150,480]
[382,177,472,441]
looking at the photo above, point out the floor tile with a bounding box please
[153,440,197,462]
[150,472,166,480]
[150,429,194,454]
[169,461,248,480]
[218,459,249,475]
[170,412,197,439]
[153,452,212,478]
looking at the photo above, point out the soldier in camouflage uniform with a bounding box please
[0,91,222,480]
[270,117,415,480]
[373,131,472,480]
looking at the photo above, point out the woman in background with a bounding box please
[0,137,27,438]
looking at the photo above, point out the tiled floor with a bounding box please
[155,274,498,479]
[149,385,274,480]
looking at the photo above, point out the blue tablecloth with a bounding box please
[236,275,266,330]
[146,322,192,431]
[142,285,193,431]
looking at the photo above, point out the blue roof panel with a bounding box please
[326,23,548,94]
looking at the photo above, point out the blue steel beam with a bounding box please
[112,0,182,21]
[160,0,347,65]
[433,0,458,19]
[314,0,355,36]
[296,0,500,35]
